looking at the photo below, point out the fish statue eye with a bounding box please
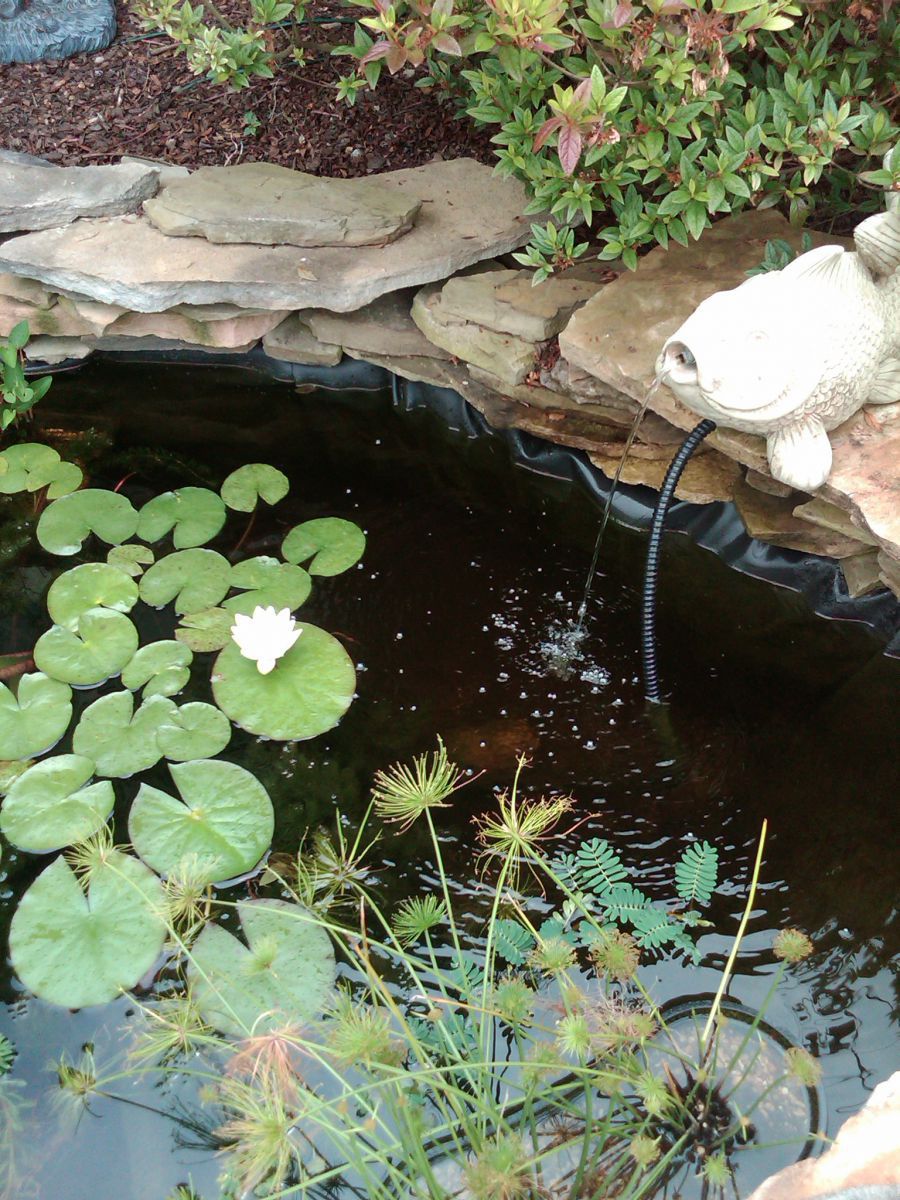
[675,346,696,368]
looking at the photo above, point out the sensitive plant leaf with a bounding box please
[34,608,139,687]
[136,487,227,549]
[211,622,356,741]
[281,518,366,576]
[129,759,274,884]
[631,907,698,958]
[675,841,719,907]
[0,753,114,852]
[121,640,193,698]
[0,673,72,760]
[187,899,336,1036]
[175,606,233,653]
[599,882,652,924]
[46,562,139,631]
[157,701,231,762]
[37,489,139,556]
[572,838,627,895]
[9,853,167,1008]
[72,691,177,778]
[107,544,155,578]
[494,918,536,965]
[220,463,289,512]
[222,556,311,615]
[139,549,232,614]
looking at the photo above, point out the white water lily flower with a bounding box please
[230,606,302,674]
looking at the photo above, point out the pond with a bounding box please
[0,360,897,1200]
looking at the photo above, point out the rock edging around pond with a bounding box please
[0,154,898,610]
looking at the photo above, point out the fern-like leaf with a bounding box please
[600,882,651,924]
[631,908,687,949]
[0,1034,13,1075]
[675,841,718,907]
[572,838,627,895]
[494,918,536,965]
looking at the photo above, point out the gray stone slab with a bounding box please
[306,289,448,359]
[143,162,421,248]
[263,314,342,366]
[0,160,536,313]
[0,0,115,64]
[0,161,158,233]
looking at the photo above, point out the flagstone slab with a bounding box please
[841,551,883,598]
[143,162,421,248]
[0,160,535,314]
[306,289,448,360]
[733,478,869,558]
[0,161,158,232]
[263,314,342,366]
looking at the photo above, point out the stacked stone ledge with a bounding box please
[0,154,897,598]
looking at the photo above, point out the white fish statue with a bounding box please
[656,190,900,493]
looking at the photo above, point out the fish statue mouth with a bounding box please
[657,340,776,418]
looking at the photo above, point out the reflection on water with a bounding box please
[0,362,897,1199]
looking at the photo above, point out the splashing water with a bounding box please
[574,376,663,632]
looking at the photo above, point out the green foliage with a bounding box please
[0,1037,13,1078]
[339,0,896,267]
[746,230,813,275]
[674,839,719,906]
[0,323,51,433]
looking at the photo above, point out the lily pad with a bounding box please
[34,608,139,687]
[187,899,336,1036]
[0,754,114,852]
[137,487,227,550]
[0,759,31,795]
[139,549,232,615]
[0,444,78,496]
[121,641,193,698]
[46,563,139,631]
[107,544,155,578]
[157,702,231,762]
[211,622,355,741]
[175,607,233,653]
[45,461,84,500]
[222,557,311,616]
[9,852,166,1008]
[72,691,176,778]
[0,673,72,760]
[282,518,365,577]
[220,464,289,513]
[37,489,139,557]
[129,759,274,884]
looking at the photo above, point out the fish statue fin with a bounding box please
[866,358,900,406]
[853,211,900,279]
[767,416,832,493]
[779,243,870,292]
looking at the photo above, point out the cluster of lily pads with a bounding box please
[0,442,363,1015]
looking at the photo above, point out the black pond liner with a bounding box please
[30,343,900,655]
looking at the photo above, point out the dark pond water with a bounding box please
[0,361,897,1199]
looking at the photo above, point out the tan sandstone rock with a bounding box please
[0,161,159,233]
[734,479,870,557]
[306,290,448,360]
[841,551,884,597]
[263,314,342,366]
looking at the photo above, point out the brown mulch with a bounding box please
[0,1,495,175]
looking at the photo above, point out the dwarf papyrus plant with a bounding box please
[1,322,51,434]
[335,0,896,272]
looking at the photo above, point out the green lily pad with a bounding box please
[282,518,365,577]
[220,463,289,513]
[129,759,274,884]
[0,673,72,760]
[45,461,84,500]
[211,622,355,741]
[222,556,312,616]
[9,852,167,1008]
[37,489,139,557]
[137,487,227,549]
[157,702,231,762]
[139,549,232,615]
[121,641,193,698]
[46,563,139,631]
[0,444,75,495]
[107,544,155,578]
[34,608,139,687]
[72,691,176,778]
[0,754,114,852]
[174,607,233,653]
[187,899,336,1036]
[0,759,32,795]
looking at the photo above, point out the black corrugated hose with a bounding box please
[642,418,717,704]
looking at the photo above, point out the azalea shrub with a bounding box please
[336,0,898,272]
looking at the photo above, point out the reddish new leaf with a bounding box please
[432,32,462,54]
[533,115,564,152]
[360,39,393,64]
[557,123,583,175]
[385,42,408,72]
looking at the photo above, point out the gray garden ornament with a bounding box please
[657,150,900,493]
[0,0,115,64]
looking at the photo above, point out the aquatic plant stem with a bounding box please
[701,820,767,1052]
